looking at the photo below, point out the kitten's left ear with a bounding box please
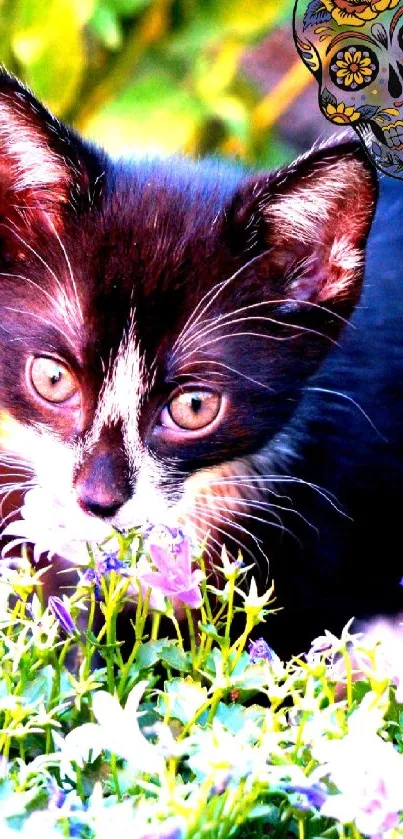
[227,139,377,316]
[0,71,102,235]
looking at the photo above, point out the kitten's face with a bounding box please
[0,74,376,564]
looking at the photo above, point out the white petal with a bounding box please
[92,691,124,727]
[124,680,149,719]
[63,723,105,765]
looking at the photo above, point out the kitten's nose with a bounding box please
[75,449,131,519]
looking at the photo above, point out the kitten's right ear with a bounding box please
[0,71,103,239]
[225,139,377,321]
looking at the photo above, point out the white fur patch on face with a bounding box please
[84,320,147,467]
[0,99,68,200]
[2,416,74,503]
[0,415,109,543]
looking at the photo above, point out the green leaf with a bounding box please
[215,701,264,734]
[136,640,166,669]
[158,678,208,724]
[160,644,191,673]
[23,665,54,705]
[83,70,205,154]
[109,0,151,16]
[198,623,224,644]
[11,0,89,115]
[90,4,122,50]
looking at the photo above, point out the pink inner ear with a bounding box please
[0,99,70,224]
[264,155,374,305]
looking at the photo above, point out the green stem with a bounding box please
[170,614,184,650]
[73,0,172,131]
[185,607,196,670]
[83,591,97,678]
[224,575,236,650]
[151,612,161,641]
[229,615,254,671]
[117,588,151,698]
[343,648,354,710]
[111,752,122,800]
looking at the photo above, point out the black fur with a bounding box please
[1,71,400,657]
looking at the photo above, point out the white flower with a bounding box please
[186,719,268,789]
[313,694,403,836]
[0,814,62,839]
[83,786,187,838]
[59,681,165,776]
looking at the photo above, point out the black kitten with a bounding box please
[1,71,399,656]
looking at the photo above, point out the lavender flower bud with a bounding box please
[283,783,328,810]
[48,596,77,636]
[248,637,276,664]
[98,552,127,575]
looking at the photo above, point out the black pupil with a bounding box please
[190,396,203,414]
[50,369,62,386]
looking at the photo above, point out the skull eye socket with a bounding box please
[329,45,379,92]
[388,62,403,98]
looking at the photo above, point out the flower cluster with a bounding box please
[321,0,399,27]
[1,525,403,838]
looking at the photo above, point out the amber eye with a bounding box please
[167,390,221,431]
[30,357,78,404]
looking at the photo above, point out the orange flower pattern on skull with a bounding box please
[322,0,400,26]
[324,101,361,122]
[330,45,378,91]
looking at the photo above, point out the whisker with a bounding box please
[212,492,318,535]
[174,330,313,368]
[48,219,83,329]
[306,386,386,440]
[1,225,68,298]
[171,250,274,359]
[0,481,34,520]
[203,473,348,516]
[194,494,284,534]
[2,307,77,352]
[190,495,274,562]
[174,359,273,391]
[0,272,76,335]
[175,310,338,362]
[190,502,263,567]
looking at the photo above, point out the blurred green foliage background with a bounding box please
[0,0,321,169]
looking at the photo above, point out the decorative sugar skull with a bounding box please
[294,0,403,178]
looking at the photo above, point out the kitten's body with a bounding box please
[262,173,403,652]
[0,72,401,656]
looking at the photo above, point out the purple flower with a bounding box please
[80,567,102,601]
[139,537,204,609]
[143,523,188,555]
[98,552,127,575]
[48,596,77,636]
[248,637,276,664]
[47,778,66,809]
[283,783,328,811]
[79,553,128,600]
[140,821,184,839]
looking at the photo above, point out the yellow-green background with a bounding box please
[0,0,318,168]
